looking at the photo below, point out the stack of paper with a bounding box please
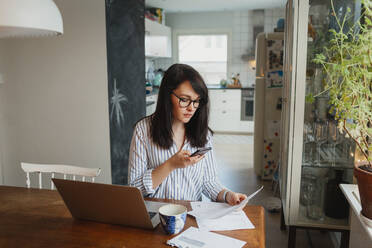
[187,186,263,231]
[189,201,254,231]
[167,227,246,248]
[194,209,254,231]
[188,186,263,220]
[166,187,264,247]
[188,200,247,220]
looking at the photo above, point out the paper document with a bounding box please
[166,226,246,248]
[188,186,263,219]
[195,210,254,231]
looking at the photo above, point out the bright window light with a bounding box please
[178,34,228,84]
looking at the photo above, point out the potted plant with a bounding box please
[309,0,372,220]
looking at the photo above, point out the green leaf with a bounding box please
[311,0,372,162]
[305,93,315,104]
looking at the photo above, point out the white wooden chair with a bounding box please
[21,162,101,190]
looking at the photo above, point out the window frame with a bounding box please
[173,29,232,85]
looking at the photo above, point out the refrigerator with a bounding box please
[253,32,284,180]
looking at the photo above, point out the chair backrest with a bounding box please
[21,162,101,190]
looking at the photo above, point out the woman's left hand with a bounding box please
[225,191,247,206]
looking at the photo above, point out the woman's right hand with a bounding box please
[167,150,204,169]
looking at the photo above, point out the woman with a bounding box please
[128,64,247,206]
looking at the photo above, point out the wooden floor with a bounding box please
[213,134,335,248]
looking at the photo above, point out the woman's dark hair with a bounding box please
[150,63,212,149]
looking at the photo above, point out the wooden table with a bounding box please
[0,186,265,248]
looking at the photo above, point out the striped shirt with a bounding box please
[128,116,224,201]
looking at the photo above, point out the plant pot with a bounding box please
[354,161,372,220]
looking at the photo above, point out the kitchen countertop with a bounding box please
[146,86,159,96]
[146,85,255,95]
[146,101,155,107]
[207,84,255,90]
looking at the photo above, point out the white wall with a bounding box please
[166,11,234,30]
[0,0,111,187]
[264,8,286,33]
[153,8,284,87]
[0,40,8,185]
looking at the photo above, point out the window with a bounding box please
[178,34,228,84]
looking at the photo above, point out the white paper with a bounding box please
[166,227,246,248]
[188,186,263,219]
[196,210,254,231]
[188,198,248,219]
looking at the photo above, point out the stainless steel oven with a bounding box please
[241,88,254,121]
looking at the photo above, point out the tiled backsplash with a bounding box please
[149,8,285,87]
[264,8,286,33]
[231,10,257,87]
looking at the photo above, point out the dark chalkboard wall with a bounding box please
[105,0,145,185]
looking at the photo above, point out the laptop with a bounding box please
[52,178,160,229]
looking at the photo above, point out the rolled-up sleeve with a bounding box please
[128,123,155,196]
[202,133,224,201]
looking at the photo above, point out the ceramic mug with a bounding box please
[158,204,187,235]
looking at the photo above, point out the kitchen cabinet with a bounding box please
[209,89,253,133]
[279,0,361,247]
[145,19,172,58]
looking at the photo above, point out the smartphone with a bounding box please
[190,147,212,157]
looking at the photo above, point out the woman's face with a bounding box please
[171,81,200,124]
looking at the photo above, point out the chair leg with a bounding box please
[288,226,296,248]
[340,230,349,248]
[273,181,279,196]
[280,208,286,231]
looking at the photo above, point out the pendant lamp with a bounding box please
[0,0,63,38]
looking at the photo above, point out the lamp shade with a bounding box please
[0,0,63,38]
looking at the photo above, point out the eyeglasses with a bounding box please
[171,92,201,108]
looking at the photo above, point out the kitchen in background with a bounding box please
[144,3,285,136]
[144,7,170,116]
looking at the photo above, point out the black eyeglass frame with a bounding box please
[171,92,202,108]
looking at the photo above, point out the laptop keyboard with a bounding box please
[148,211,157,219]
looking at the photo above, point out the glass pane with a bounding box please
[280,0,295,215]
[178,35,228,84]
[245,101,254,117]
[298,0,360,227]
